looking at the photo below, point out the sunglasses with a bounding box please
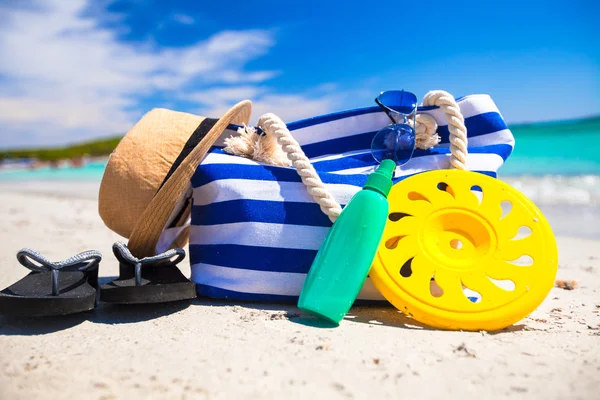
[371,90,418,165]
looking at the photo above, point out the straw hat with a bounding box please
[98,100,252,258]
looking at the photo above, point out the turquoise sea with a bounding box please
[0,159,107,181]
[1,117,599,207]
[499,116,600,176]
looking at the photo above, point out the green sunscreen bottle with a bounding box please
[297,159,396,324]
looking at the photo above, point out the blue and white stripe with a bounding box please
[189,94,515,302]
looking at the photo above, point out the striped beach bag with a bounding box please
[188,94,515,302]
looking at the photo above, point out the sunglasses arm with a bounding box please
[375,98,398,124]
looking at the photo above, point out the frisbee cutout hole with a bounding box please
[511,226,532,240]
[437,182,455,198]
[450,239,463,250]
[399,258,413,278]
[408,192,430,203]
[430,278,443,297]
[487,277,516,291]
[385,236,405,250]
[507,255,534,266]
[500,201,512,219]
[470,185,483,205]
[388,212,410,222]
[461,284,482,303]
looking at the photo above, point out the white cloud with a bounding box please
[0,1,371,149]
[0,0,278,147]
[196,90,347,125]
[172,13,194,25]
[185,86,268,104]
[192,82,373,124]
[247,93,343,124]
[217,70,281,84]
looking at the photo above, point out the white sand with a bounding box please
[0,182,598,399]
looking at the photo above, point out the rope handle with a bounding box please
[258,113,343,222]
[422,91,468,170]
[225,90,468,222]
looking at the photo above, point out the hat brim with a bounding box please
[126,100,252,257]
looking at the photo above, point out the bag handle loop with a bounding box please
[226,90,468,222]
[422,90,468,170]
[258,113,343,222]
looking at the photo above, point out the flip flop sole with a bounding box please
[0,292,97,317]
[100,280,196,304]
[0,271,98,317]
[101,260,197,304]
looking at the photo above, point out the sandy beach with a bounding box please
[0,181,598,400]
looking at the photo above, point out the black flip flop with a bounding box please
[100,242,196,304]
[0,249,102,317]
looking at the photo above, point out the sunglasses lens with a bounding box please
[371,123,416,165]
[377,90,418,115]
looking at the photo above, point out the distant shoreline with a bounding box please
[0,136,121,165]
[0,155,108,173]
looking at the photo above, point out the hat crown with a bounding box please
[98,101,252,251]
[98,108,205,238]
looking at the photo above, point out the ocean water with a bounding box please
[500,117,600,177]
[0,160,106,181]
[1,117,599,207]
[501,117,600,206]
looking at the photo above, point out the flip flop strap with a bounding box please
[112,242,185,286]
[16,249,102,296]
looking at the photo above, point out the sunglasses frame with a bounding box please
[375,90,418,124]
[372,90,419,166]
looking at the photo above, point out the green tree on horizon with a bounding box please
[0,136,123,162]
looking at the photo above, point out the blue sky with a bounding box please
[0,0,598,148]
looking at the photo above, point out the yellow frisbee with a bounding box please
[370,170,558,331]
